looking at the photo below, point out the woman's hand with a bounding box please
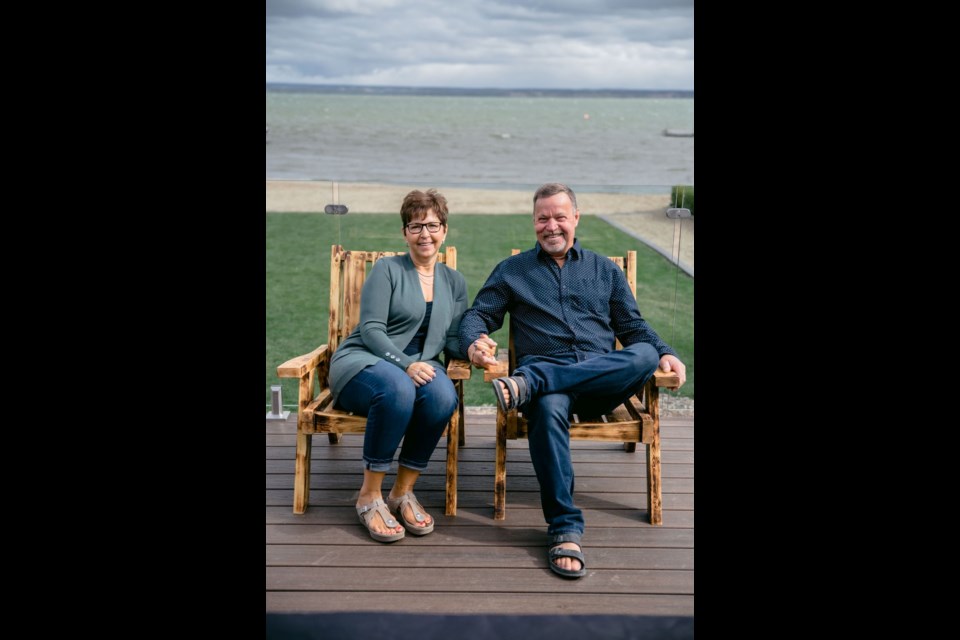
[406,361,437,387]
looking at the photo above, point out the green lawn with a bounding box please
[266,213,693,411]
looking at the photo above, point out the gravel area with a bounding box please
[658,394,695,416]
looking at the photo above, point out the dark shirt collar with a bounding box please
[535,237,582,263]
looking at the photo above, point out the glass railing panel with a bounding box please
[267,180,692,416]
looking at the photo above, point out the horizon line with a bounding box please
[266,82,694,97]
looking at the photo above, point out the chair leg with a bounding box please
[646,426,662,525]
[445,402,459,516]
[457,395,466,447]
[494,408,507,520]
[293,431,312,514]
[643,381,663,525]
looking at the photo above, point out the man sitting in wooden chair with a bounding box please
[461,183,686,579]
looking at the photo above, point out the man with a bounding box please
[460,182,686,579]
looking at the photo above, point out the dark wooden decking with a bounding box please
[266,409,694,615]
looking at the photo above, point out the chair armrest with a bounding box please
[277,345,329,378]
[482,352,510,381]
[446,358,472,380]
[653,368,680,389]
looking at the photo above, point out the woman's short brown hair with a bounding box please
[401,189,449,227]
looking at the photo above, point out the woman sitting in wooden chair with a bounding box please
[329,189,468,542]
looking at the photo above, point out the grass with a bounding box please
[266,213,693,410]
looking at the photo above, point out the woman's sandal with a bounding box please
[356,497,405,542]
[492,375,529,412]
[387,491,434,536]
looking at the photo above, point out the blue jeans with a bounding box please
[515,342,661,537]
[335,360,458,473]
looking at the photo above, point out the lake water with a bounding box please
[266,85,694,193]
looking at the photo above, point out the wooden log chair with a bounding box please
[483,249,680,524]
[277,245,472,516]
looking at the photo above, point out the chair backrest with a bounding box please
[507,248,635,373]
[327,244,458,354]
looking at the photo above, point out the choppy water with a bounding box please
[266,86,694,192]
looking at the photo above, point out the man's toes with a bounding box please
[500,378,516,404]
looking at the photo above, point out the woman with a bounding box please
[328,189,467,542]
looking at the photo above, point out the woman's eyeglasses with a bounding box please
[405,222,443,234]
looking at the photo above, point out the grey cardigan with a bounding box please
[329,254,468,404]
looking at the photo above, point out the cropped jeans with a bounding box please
[514,342,661,538]
[335,360,458,473]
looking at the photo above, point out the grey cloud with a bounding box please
[267,0,405,19]
[483,0,693,17]
[266,0,693,89]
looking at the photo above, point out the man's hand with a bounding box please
[467,333,499,369]
[659,354,686,388]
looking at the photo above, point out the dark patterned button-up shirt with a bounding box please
[459,239,676,363]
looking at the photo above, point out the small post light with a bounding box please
[266,384,291,420]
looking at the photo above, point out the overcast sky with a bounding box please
[266,0,693,90]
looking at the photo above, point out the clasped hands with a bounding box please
[467,333,499,369]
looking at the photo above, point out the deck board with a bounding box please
[266,408,694,615]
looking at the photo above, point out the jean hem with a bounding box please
[364,460,393,473]
[547,530,583,545]
[397,460,429,473]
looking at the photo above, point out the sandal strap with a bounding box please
[549,546,585,563]
[512,375,529,406]
[388,491,428,523]
[357,498,399,528]
[494,375,529,411]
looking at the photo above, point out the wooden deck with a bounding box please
[266,408,694,615]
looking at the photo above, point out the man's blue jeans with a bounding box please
[515,342,661,537]
[335,360,458,472]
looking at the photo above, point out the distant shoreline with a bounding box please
[265,180,673,215]
[266,82,694,99]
